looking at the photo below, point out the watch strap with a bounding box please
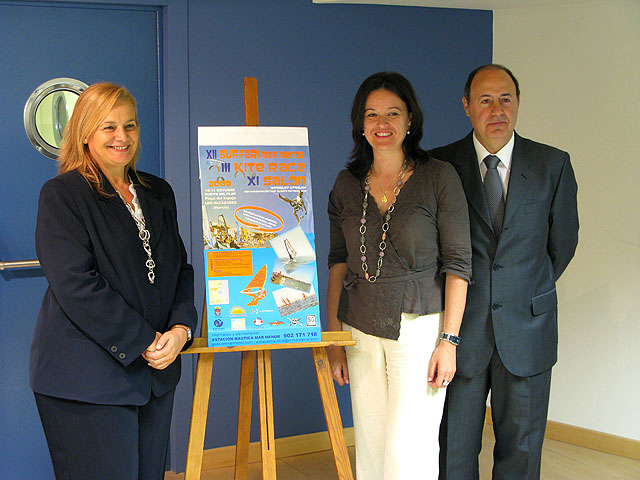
[440,332,460,346]
[172,324,192,341]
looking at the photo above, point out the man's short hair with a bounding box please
[463,64,520,101]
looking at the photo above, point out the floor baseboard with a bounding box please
[200,413,638,470]
[485,406,639,460]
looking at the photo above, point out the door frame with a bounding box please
[19,0,194,473]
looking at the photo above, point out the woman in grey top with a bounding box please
[327,72,471,479]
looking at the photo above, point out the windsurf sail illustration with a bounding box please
[241,264,268,306]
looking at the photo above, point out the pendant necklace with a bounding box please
[380,182,392,205]
[376,163,406,204]
[360,160,408,283]
[117,185,156,285]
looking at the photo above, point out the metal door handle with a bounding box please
[0,259,41,271]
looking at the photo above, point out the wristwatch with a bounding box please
[440,332,460,346]
[173,324,192,341]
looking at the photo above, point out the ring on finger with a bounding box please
[442,379,450,387]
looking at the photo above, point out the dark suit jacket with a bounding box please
[30,169,198,405]
[429,132,578,378]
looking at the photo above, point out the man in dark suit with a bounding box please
[430,64,579,479]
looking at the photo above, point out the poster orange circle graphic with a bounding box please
[234,206,284,233]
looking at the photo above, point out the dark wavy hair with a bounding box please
[463,64,520,102]
[346,72,429,180]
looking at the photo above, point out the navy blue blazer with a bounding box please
[430,132,578,378]
[30,169,198,405]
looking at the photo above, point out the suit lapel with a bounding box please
[96,174,140,243]
[451,134,493,231]
[503,133,532,228]
[95,171,164,250]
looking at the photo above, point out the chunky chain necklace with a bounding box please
[359,161,407,283]
[118,187,156,284]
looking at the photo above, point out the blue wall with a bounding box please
[0,0,491,475]
[185,0,491,454]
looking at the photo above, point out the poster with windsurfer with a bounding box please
[198,127,321,347]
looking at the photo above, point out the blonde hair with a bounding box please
[58,82,143,195]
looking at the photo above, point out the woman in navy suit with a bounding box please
[30,83,198,480]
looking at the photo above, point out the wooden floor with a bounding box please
[165,428,640,479]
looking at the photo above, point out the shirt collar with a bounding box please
[472,131,515,170]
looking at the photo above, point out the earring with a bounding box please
[83,138,88,144]
[407,130,411,135]
[362,132,365,136]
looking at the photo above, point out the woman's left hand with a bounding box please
[427,341,457,388]
[142,327,188,370]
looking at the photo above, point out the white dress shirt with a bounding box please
[472,132,515,199]
[128,182,146,223]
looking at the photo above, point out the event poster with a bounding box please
[198,127,321,347]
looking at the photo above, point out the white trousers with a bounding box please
[344,312,446,480]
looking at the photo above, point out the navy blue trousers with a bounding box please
[439,349,551,479]
[34,389,175,480]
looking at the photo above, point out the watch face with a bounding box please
[441,333,459,345]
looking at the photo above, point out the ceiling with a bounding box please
[313,0,586,11]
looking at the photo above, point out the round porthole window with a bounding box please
[24,78,88,160]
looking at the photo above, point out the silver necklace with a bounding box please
[360,161,407,283]
[118,187,156,284]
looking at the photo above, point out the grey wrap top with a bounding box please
[328,157,472,339]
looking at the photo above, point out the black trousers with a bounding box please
[34,389,175,480]
[439,349,552,480]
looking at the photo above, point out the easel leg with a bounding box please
[312,347,354,480]
[234,350,256,480]
[257,349,276,479]
[184,352,215,480]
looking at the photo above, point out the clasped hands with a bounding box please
[142,327,188,370]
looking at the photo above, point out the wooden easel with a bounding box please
[180,77,355,480]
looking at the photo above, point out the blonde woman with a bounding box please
[30,83,197,480]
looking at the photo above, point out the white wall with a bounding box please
[494,0,640,441]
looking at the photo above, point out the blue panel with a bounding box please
[0,2,162,259]
[0,2,161,478]
[187,0,492,449]
[0,0,492,473]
